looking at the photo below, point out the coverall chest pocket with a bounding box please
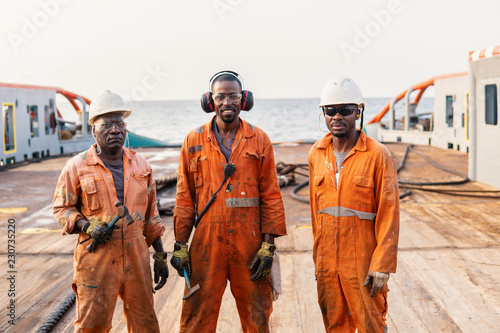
[130,171,150,207]
[242,151,262,186]
[189,155,206,188]
[80,176,100,211]
[313,175,326,205]
[351,175,375,207]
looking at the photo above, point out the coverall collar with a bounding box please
[207,115,256,140]
[85,143,136,166]
[316,130,368,153]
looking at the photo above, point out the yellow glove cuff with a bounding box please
[153,251,168,262]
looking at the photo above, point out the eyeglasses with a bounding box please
[213,93,242,103]
[322,106,358,117]
[99,121,126,130]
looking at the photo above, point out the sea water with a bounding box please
[120,97,432,146]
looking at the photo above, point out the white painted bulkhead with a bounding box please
[469,55,500,187]
[0,87,59,164]
[0,86,93,165]
[431,76,469,153]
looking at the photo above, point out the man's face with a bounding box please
[91,112,126,154]
[323,104,360,138]
[212,80,242,124]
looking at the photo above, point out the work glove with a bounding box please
[170,242,191,277]
[82,218,106,235]
[248,242,276,281]
[363,271,390,297]
[153,252,169,290]
[82,218,119,245]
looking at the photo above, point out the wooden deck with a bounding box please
[0,143,499,332]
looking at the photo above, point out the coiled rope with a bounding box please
[36,292,76,332]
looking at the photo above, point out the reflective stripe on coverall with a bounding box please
[53,144,165,332]
[308,131,399,333]
[174,117,286,333]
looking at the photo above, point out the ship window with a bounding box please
[485,84,498,125]
[45,105,50,135]
[465,92,469,141]
[3,104,16,153]
[28,105,39,137]
[446,95,454,127]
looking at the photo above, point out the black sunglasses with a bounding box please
[322,106,358,117]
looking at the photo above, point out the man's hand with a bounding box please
[153,252,169,290]
[82,218,119,244]
[82,218,106,235]
[363,271,390,297]
[248,242,276,281]
[170,242,191,277]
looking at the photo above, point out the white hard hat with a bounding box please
[319,76,364,107]
[88,90,132,125]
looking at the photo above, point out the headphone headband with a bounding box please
[209,70,244,92]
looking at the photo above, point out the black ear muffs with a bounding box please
[200,90,254,113]
[201,70,254,113]
[241,90,254,111]
[201,92,215,113]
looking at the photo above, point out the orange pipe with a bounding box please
[64,96,81,112]
[413,86,427,105]
[57,88,91,105]
[0,82,91,114]
[367,72,468,125]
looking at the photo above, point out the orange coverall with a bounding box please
[308,131,399,333]
[174,117,286,332]
[53,144,165,332]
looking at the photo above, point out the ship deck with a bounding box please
[1,143,499,332]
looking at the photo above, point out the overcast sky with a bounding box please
[1,0,499,101]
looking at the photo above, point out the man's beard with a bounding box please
[220,108,237,123]
[332,131,347,138]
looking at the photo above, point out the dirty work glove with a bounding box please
[153,252,169,290]
[363,271,390,297]
[170,242,191,277]
[82,219,119,245]
[248,242,276,281]
[82,218,106,236]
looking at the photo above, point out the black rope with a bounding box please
[36,292,76,333]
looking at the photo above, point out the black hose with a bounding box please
[288,143,475,204]
[399,189,412,199]
[291,181,310,204]
[399,185,500,198]
[397,144,469,186]
[36,292,76,332]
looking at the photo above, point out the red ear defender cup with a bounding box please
[201,92,215,113]
[241,90,254,111]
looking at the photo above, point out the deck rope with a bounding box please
[36,292,76,333]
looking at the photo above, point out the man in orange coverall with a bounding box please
[52,90,168,332]
[171,71,287,332]
[308,77,399,333]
